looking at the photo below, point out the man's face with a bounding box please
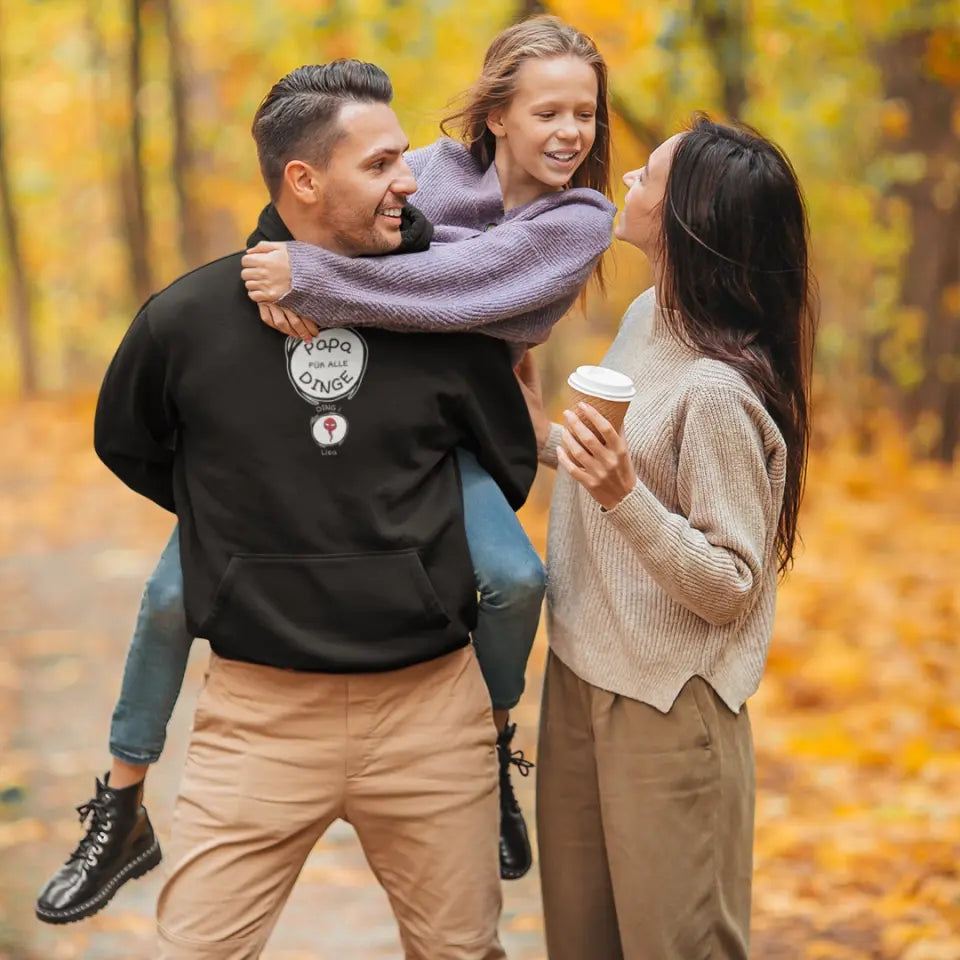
[316,102,417,256]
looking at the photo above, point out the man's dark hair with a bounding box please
[252,61,393,199]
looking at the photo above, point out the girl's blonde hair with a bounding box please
[441,15,613,204]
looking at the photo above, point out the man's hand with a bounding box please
[258,303,319,341]
[241,242,293,303]
[514,351,551,449]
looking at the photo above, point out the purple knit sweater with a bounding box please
[277,138,616,346]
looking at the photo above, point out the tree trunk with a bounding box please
[880,30,960,461]
[158,0,203,269]
[692,0,748,120]
[122,0,152,304]
[517,0,546,18]
[0,17,37,395]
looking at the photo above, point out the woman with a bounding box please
[519,117,816,958]
[37,16,615,925]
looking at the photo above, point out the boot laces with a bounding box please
[67,795,112,864]
[498,745,534,812]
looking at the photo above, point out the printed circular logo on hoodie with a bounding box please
[285,329,368,450]
[285,329,368,403]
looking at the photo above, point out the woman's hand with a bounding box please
[557,403,637,511]
[241,241,293,303]
[514,350,551,449]
[257,303,319,340]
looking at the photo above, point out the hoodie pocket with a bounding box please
[200,549,451,653]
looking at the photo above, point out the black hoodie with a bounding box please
[94,206,536,673]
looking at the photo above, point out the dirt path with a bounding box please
[0,401,547,960]
[3,399,960,959]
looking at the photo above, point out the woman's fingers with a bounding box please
[563,409,609,459]
[560,424,591,471]
[575,402,623,449]
[557,446,593,487]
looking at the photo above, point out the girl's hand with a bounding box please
[241,241,292,303]
[257,303,319,340]
[514,350,551,448]
[557,403,637,510]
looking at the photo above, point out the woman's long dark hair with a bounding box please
[658,115,818,574]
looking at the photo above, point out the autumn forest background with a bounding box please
[0,1,959,958]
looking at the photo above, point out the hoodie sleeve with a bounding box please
[449,339,538,511]
[94,304,178,512]
[277,190,615,344]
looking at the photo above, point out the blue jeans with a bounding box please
[108,449,545,764]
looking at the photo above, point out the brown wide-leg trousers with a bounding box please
[156,646,504,960]
[537,652,755,960]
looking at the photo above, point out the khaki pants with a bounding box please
[157,646,504,960]
[537,653,754,960]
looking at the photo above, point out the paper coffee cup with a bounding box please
[567,365,637,436]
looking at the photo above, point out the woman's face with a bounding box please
[488,55,598,191]
[615,134,683,258]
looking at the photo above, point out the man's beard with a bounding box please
[332,224,399,257]
[324,190,400,257]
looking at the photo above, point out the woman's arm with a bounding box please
[560,379,785,626]
[514,351,562,469]
[244,190,615,343]
[537,422,564,469]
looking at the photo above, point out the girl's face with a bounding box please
[487,55,598,192]
[616,134,683,258]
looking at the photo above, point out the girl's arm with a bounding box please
[246,189,615,344]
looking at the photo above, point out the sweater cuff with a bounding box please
[538,422,563,468]
[600,479,670,556]
[276,242,314,314]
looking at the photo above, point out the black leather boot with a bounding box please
[496,722,533,880]
[35,774,161,924]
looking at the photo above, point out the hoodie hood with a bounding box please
[246,203,433,254]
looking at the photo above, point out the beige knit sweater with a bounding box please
[540,288,787,714]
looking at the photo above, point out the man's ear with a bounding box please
[486,110,506,138]
[282,160,321,204]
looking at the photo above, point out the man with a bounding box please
[91,62,534,958]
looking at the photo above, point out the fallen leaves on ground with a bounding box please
[2,398,959,958]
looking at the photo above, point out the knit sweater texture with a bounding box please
[541,288,787,714]
[278,138,616,346]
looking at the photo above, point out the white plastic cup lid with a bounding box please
[567,365,637,402]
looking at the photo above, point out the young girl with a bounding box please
[521,117,817,958]
[242,16,613,881]
[37,16,615,923]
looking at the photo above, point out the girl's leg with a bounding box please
[36,525,192,923]
[456,448,545,719]
[109,524,194,773]
[456,447,545,881]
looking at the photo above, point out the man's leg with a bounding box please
[157,655,345,959]
[36,525,190,924]
[346,647,505,960]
